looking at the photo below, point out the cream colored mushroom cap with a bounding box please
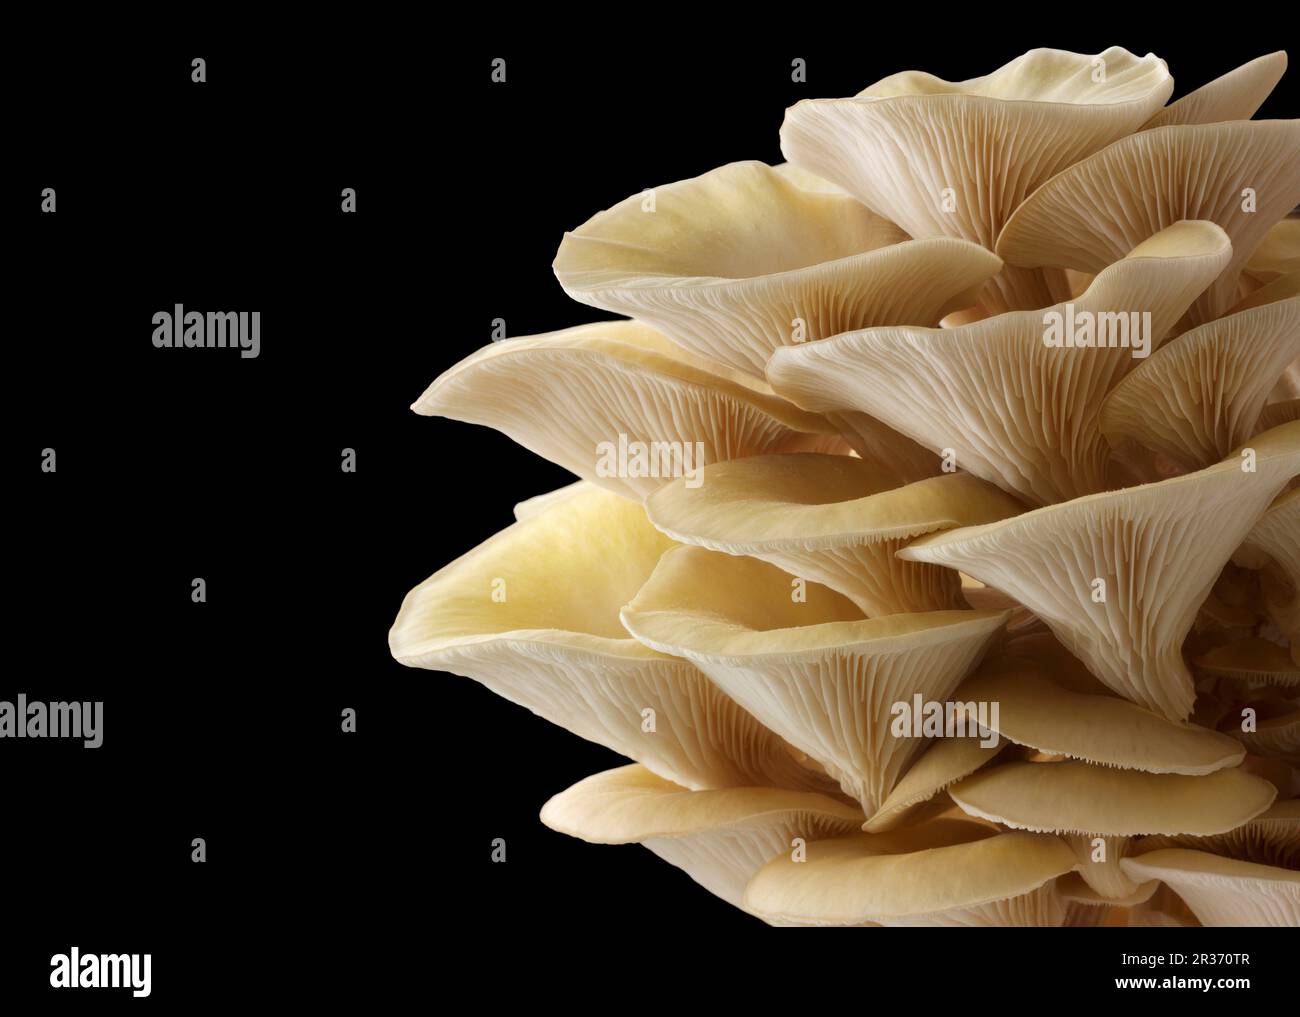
[414,320,843,500]
[744,824,1077,925]
[957,655,1246,774]
[552,160,1000,379]
[1142,51,1287,130]
[997,120,1300,325]
[949,760,1276,836]
[1120,848,1300,926]
[389,484,833,793]
[645,453,1025,552]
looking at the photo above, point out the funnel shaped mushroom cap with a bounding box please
[540,764,862,911]
[1100,275,1300,468]
[780,49,1170,256]
[957,655,1246,774]
[621,545,1007,814]
[414,320,843,500]
[1120,849,1300,926]
[1142,51,1288,129]
[389,485,833,793]
[949,760,1276,836]
[552,161,1000,379]
[997,120,1300,326]
[769,221,1234,506]
[645,453,1025,615]
[900,422,1300,720]
[744,824,1077,926]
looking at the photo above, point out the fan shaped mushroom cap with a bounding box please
[769,221,1234,506]
[950,760,1277,898]
[780,47,1172,312]
[389,484,833,793]
[743,823,1077,926]
[644,453,1025,616]
[551,161,1000,380]
[997,120,1300,326]
[1142,51,1288,129]
[620,544,1007,814]
[863,735,1005,832]
[539,764,862,913]
[1132,799,1300,869]
[1120,848,1300,926]
[949,760,1276,837]
[899,422,1300,720]
[1195,638,1300,689]
[414,320,845,500]
[1099,274,1300,469]
[956,655,1246,774]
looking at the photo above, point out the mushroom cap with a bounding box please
[864,735,1005,833]
[1195,638,1300,688]
[997,120,1300,326]
[781,48,1171,251]
[899,421,1300,720]
[1132,800,1300,869]
[389,484,834,793]
[1120,848,1300,926]
[780,48,1171,312]
[1225,700,1300,764]
[644,454,1025,616]
[1142,51,1288,130]
[540,764,863,844]
[414,320,844,500]
[552,160,1000,379]
[1099,274,1300,469]
[949,760,1276,836]
[646,453,1025,552]
[1245,216,1300,284]
[540,764,863,913]
[768,220,1233,506]
[743,824,1077,925]
[956,655,1246,774]
[621,544,1007,813]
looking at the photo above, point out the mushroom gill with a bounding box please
[645,453,1025,617]
[780,47,1172,313]
[767,221,1233,506]
[620,545,1006,815]
[539,764,862,916]
[389,483,836,793]
[413,320,845,499]
[899,422,1300,721]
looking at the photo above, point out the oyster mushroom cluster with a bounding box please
[392,47,1300,926]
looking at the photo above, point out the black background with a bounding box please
[6,29,1297,1005]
